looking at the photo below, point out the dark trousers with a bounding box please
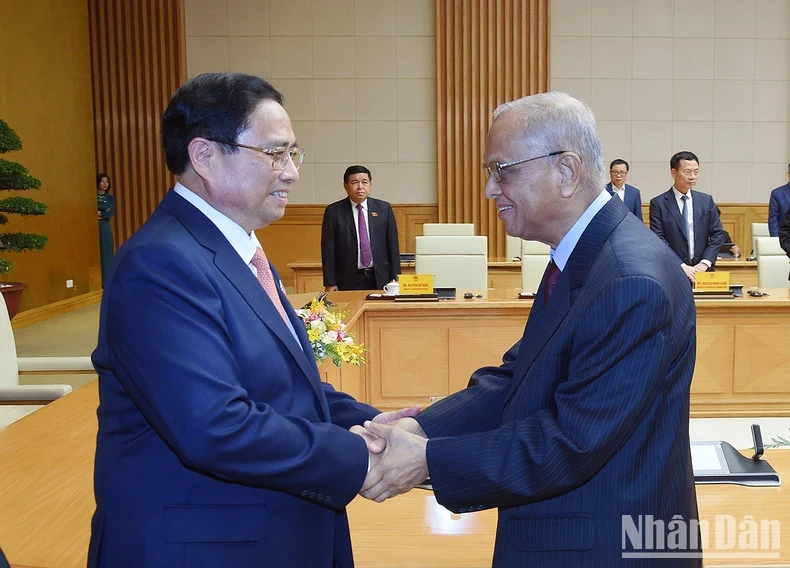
[353,267,377,290]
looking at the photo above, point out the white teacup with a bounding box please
[383,281,400,295]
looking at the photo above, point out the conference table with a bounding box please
[305,289,790,418]
[1,380,789,567]
[2,289,789,567]
[288,257,758,294]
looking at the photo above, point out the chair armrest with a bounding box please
[0,384,73,402]
[17,356,94,372]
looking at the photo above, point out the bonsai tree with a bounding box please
[0,118,48,275]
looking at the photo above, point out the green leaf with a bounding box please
[0,258,11,275]
[0,120,22,154]
[0,232,48,252]
[0,159,42,190]
[0,196,48,215]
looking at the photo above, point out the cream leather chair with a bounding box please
[520,240,552,291]
[415,235,488,290]
[756,237,790,289]
[0,294,92,428]
[422,223,475,236]
[751,223,770,257]
[505,235,522,260]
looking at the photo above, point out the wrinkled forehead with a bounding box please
[485,113,540,160]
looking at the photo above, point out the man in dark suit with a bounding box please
[88,73,416,568]
[649,151,725,283]
[768,164,790,237]
[354,93,700,566]
[780,209,790,279]
[321,165,400,291]
[605,158,643,221]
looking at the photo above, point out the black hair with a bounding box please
[343,165,372,184]
[670,151,699,170]
[161,72,284,175]
[609,159,629,171]
[96,173,111,192]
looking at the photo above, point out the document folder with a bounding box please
[691,441,781,487]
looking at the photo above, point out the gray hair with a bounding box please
[493,92,607,193]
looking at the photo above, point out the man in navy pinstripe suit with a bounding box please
[357,92,701,566]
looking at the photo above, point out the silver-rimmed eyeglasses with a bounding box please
[208,139,305,171]
[482,150,566,183]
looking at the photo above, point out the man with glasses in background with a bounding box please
[352,92,700,567]
[89,73,417,568]
[649,151,725,283]
[605,159,643,221]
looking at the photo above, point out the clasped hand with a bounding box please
[350,409,429,503]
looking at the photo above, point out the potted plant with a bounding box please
[0,118,48,319]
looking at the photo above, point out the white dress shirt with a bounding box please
[671,187,710,268]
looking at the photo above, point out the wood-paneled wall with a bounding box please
[0,0,97,310]
[264,203,766,289]
[89,0,186,248]
[257,204,438,287]
[436,0,550,257]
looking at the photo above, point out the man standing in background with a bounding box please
[649,151,725,283]
[768,164,790,237]
[321,165,400,291]
[605,159,642,221]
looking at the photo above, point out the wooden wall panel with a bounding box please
[436,0,550,258]
[0,0,97,310]
[257,204,438,287]
[88,0,186,249]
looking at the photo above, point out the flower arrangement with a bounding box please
[296,293,366,367]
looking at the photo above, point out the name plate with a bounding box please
[398,273,434,295]
[695,271,730,292]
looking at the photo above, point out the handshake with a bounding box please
[351,406,429,503]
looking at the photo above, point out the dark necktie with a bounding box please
[544,259,561,305]
[681,194,693,262]
[681,195,689,240]
[357,204,373,267]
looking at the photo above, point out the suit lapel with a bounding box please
[367,198,381,255]
[503,198,628,406]
[692,191,709,261]
[664,190,687,241]
[160,191,329,419]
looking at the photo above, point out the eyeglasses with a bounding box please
[482,151,566,183]
[610,170,627,176]
[207,139,305,171]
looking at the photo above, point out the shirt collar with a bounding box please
[672,186,691,201]
[350,198,368,211]
[173,182,261,265]
[552,190,612,271]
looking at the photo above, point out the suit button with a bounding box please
[301,490,309,496]
[317,493,325,500]
[476,505,484,511]
[309,492,317,498]
[458,507,466,513]
[325,495,331,503]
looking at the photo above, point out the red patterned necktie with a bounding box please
[544,259,561,305]
[251,247,290,324]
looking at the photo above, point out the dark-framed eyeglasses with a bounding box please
[482,150,566,183]
[207,139,305,171]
